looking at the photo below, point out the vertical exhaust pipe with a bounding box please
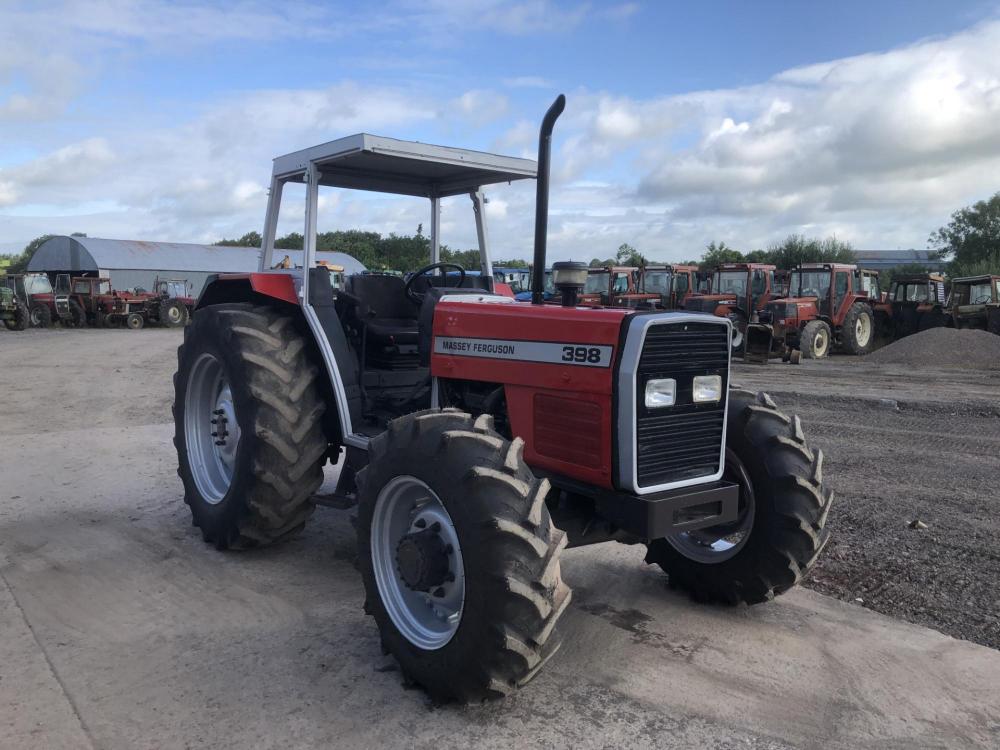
[532,94,566,305]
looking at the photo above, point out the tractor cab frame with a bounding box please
[948,274,1000,334]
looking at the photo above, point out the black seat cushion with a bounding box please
[366,317,419,345]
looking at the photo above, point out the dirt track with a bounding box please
[1,327,999,749]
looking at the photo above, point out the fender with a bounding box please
[196,273,298,309]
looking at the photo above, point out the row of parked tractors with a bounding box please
[576,262,1000,361]
[0,272,195,332]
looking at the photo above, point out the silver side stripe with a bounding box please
[434,336,613,368]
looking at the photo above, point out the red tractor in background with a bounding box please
[750,263,882,360]
[682,262,783,352]
[637,264,704,310]
[2,272,60,327]
[884,272,949,339]
[172,96,831,702]
[578,265,639,306]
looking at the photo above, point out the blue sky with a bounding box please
[2,1,1000,260]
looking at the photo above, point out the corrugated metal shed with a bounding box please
[855,249,946,271]
[27,236,366,295]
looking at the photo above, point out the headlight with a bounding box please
[644,378,676,408]
[692,375,723,403]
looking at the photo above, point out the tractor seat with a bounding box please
[344,273,420,346]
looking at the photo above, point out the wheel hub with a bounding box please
[395,527,450,591]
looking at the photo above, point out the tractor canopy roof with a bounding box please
[951,274,1000,285]
[642,264,697,272]
[795,263,858,271]
[716,262,776,271]
[271,134,537,198]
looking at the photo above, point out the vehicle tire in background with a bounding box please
[356,409,571,702]
[68,299,87,328]
[645,389,832,605]
[6,299,29,330]
[126,313,145,330]
[800,320,831,359]
[727,311,747,354]
[841,303,874,355]
[160,298,186,328]
[30,304,51,328]
[173,303,327,549]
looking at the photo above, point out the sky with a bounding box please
[2,0,1000,261]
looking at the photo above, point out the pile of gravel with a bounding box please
[868,327,1000,369]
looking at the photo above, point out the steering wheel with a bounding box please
[404,262,466,305]
[972,294,991,304]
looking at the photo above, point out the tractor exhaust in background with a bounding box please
[532,94,566,305]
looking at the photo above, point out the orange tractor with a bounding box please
[682,262,783,352]
[749,263,882,360]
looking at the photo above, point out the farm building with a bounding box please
[854,249,946,272]
[27,236,366,296]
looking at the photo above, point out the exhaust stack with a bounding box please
[532,94,566,305]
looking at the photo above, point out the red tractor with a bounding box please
[172,97,831,702]
[578,265,639,306]
[144,277,194,327]
[884,272,949,339]
[751,263,882,360]
[682,262,783,352]
[2,272,60,327]
[635,264,703,310]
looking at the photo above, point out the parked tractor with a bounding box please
[947,275,1000,334]
[0,285,29,330]
[750,264,882,360]
[578,265,639,306]
[146,278,194,327]
[52,274,89,327]
[682,262,783,352]
[172,96,831,702]
[638,264,704,310]
[885,272,948,339]
[63,276,131,327]
[2,272,56,327]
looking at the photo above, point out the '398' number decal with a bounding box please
[562,345,604,364]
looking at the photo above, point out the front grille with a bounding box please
[634,321,729,488]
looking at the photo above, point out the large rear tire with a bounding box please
[799,320,830,359]
[30,304,51,328]
[842,303,874,355]
[5,299,28,331]
[356,409,571,702]
[173,303,328,549]
[645,390,831,605]
[160,298,186,328]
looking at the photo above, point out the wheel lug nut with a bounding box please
[432,587,445,598]
[215,440,225,446]
[211,432,218,437]
[211,419,218,425]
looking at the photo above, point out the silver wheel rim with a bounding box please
[666,450,755,563]
[31,308,42,325]
[184,353,241,505]
[168,305,182,323]
[731,328,744,350]
[370,476,465,650]
[855,313,871,347]
[815,328,829,357]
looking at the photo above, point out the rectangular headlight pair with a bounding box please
[644,375,723,408]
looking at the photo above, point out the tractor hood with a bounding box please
[684,294,734,313]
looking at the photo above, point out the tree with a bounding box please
[589,257,616,267]
[699,241,744,271]
[0,234,56,274]
[615,243,646,266]
[215,231,262,247]
[929,192,1000,275]
[763,235,856,270]
[880,262,930,291]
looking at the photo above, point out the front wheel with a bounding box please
[126,312,145,330]
[645,390,832,604]
[356,409,571,702]
[173,303,328,548]
[30,304,51,328]
[800,320,831,359]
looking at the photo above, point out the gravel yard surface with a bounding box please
[733,354,1000,649]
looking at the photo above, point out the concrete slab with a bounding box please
[1,423,998,749]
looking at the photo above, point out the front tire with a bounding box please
[800,320,831,359]
[173,303,328,549]
[126,312,145,330]
[645,390,831,605]
[356,409,571,702]
[30,304,51,328]
[6,299,28,331]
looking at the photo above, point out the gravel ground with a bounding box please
[733,354,1000,650]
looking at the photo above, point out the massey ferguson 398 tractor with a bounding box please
[173,96,831,702]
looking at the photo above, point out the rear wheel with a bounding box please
[842,303,874,354]
[356,409,570,702]
[645,390,831,604]
[30,304,51,328]
[160,298,186,328]
[800,320,830,359]
[173,303,328,548]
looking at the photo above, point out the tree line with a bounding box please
[3,191,998,280]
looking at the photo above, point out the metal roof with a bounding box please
[272,133,538,198]
[28,236,366,275]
